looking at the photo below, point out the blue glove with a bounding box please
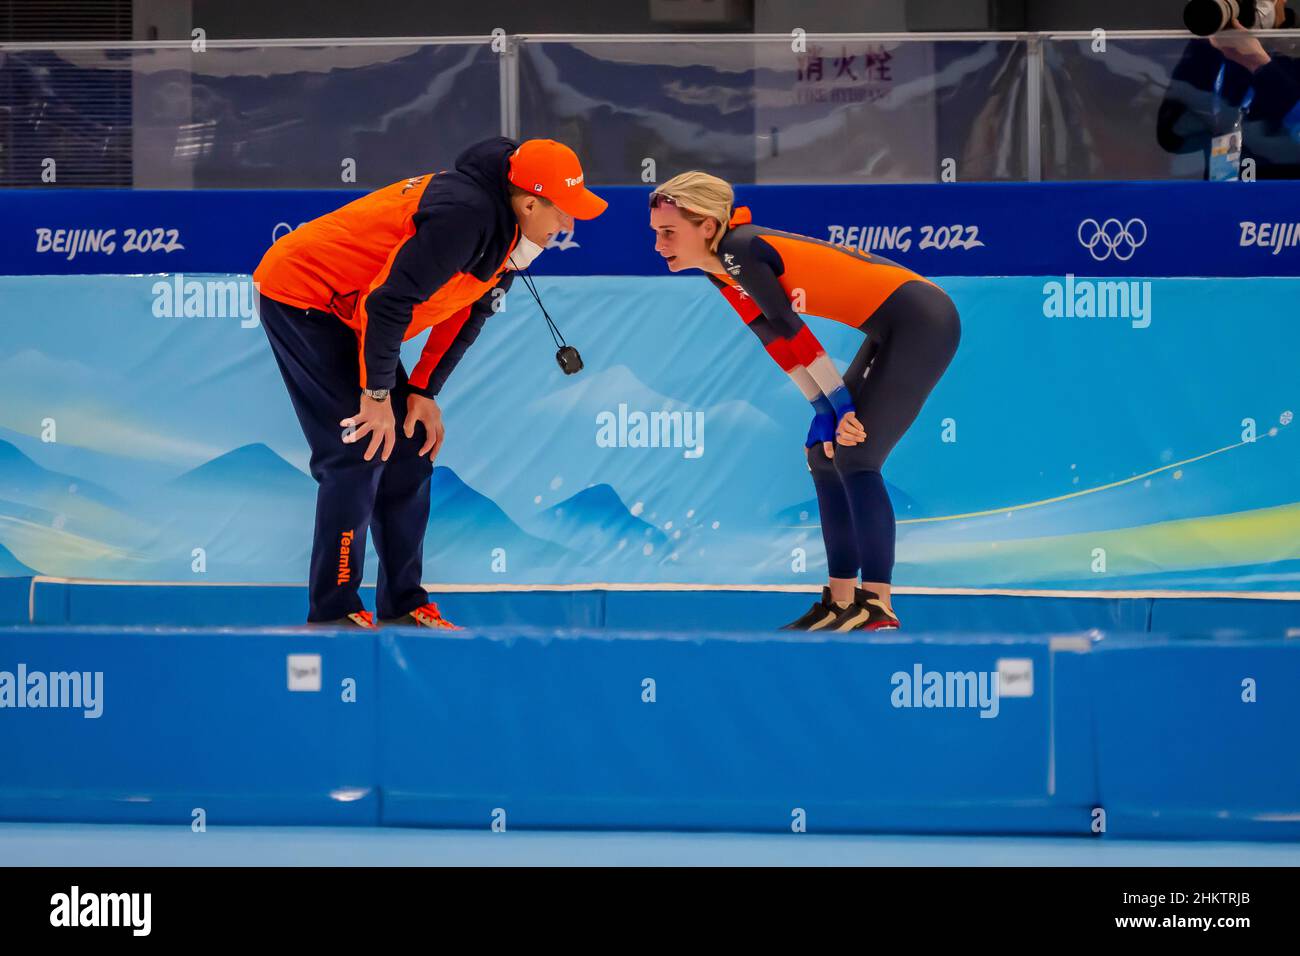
[805,396,837,448]
[826,385,856,420]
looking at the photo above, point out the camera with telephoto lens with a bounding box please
[1183,0,1264,35]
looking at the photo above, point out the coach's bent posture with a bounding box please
[254,137,607,628]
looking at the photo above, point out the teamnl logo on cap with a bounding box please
[509,139,607,220]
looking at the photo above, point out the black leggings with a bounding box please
[806,280,961,583]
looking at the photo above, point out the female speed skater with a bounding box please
[648,172,960,631]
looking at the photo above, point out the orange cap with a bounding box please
[507,139,608,220]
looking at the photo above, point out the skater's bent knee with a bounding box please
[832,442,885,476]
[806,443,838,477]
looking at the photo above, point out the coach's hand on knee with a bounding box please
[405,394,445,463]
[836,410,867,447]
[341,392,397,462]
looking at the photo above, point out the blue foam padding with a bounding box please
[600,591,1153,635]
[0,627,378,825]
[1148,598,1300,638]
[406,591,604,628]
[603,589,819,631]
[1050,643,1101,810]
[892,593,1151,634]
[52,584,311,627]
[377,628,1089,834]
[24,581,604,630]
[8,579,1296,638]
[0,577,30,625]
[1089,637,1300,840]
[2,622,1296,839]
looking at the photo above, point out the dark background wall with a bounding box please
[0,0,1199,43]
[185,0,1193,40]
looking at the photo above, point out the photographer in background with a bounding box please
[1158,0,1300,179]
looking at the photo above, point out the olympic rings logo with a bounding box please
[1077,217,1147,262]
[271,221,308,243]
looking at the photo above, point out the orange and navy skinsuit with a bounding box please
[707,206,936,448]
[705,205,960,589]
[254,136,523,398]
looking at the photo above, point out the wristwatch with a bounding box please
[363,387,390,402]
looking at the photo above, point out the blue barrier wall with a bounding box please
[378,631,1077,833]
[1088,638,1300,840]
[2,624,1295,840]
[4,182,1300,278]
[0,627,378,825]
[7,578,1297,637]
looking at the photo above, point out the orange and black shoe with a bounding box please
[309,610,378,630]
[828,587,900,632]
[382,602,462,630]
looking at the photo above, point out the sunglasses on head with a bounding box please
[648,191,682,210]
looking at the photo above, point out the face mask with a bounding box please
[507,232,546,271]
[1256,1,1278,27]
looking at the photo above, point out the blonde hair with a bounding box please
[653,171,735,253]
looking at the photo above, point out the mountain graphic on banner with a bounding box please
[472,362,802,529]
[0,439,580,582]
[0,540,35,576]
[166,442,316,497]
[423,466,574,579]
[0,438,130,514]
[526,483,669,565]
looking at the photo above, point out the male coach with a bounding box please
[254,137,607,628]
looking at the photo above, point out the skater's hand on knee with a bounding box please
[405,394,445,462]
[836,410,866,447]
[806,405,837,459]
[341,393,396,462]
